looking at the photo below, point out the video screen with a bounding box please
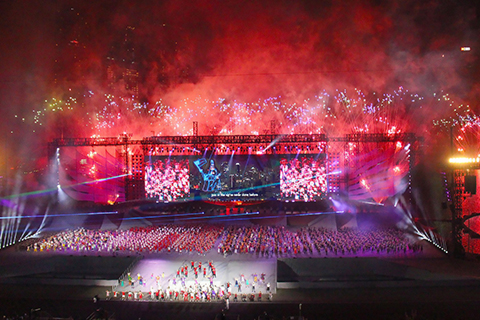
[144,153,328,202]
[280,155,327,201]
[145,157,190,201]
[190,154,279,200]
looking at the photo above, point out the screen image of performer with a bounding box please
[194,158,222,192]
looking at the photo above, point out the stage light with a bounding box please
[449,157,480,164]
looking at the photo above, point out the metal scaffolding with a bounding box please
[49,133,422,202]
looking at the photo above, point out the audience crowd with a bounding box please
[27,224,420,257]
[217,225,420,257]
[27,224,223,255]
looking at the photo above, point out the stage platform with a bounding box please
[277,257,480,289]
[121,258,277,295]
[0,252,137,286]
[1,240,480,293]
[3,245,480,319]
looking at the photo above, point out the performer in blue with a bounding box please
[194,158,222,192]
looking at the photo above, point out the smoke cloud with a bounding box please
[0,0,478,175]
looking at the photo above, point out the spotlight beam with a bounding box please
[0,174,130,200]
[0,211,118,220]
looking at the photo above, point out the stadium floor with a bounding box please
[2,241,480,319]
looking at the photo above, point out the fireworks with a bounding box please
[15,87,438,135]
[9,82,478,163]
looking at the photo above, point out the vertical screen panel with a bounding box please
[280,154,327,201]
[144,157,190,201]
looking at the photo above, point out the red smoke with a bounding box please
[0,0,478,173]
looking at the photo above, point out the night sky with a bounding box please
[0,0,479,176]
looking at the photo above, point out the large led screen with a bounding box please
[190,154,279,200]
[145,157,190,201]
[280,155,327,201]
[145,153,328,202]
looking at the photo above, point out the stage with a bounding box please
[2,243,480,319]
[0,238,466,293]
